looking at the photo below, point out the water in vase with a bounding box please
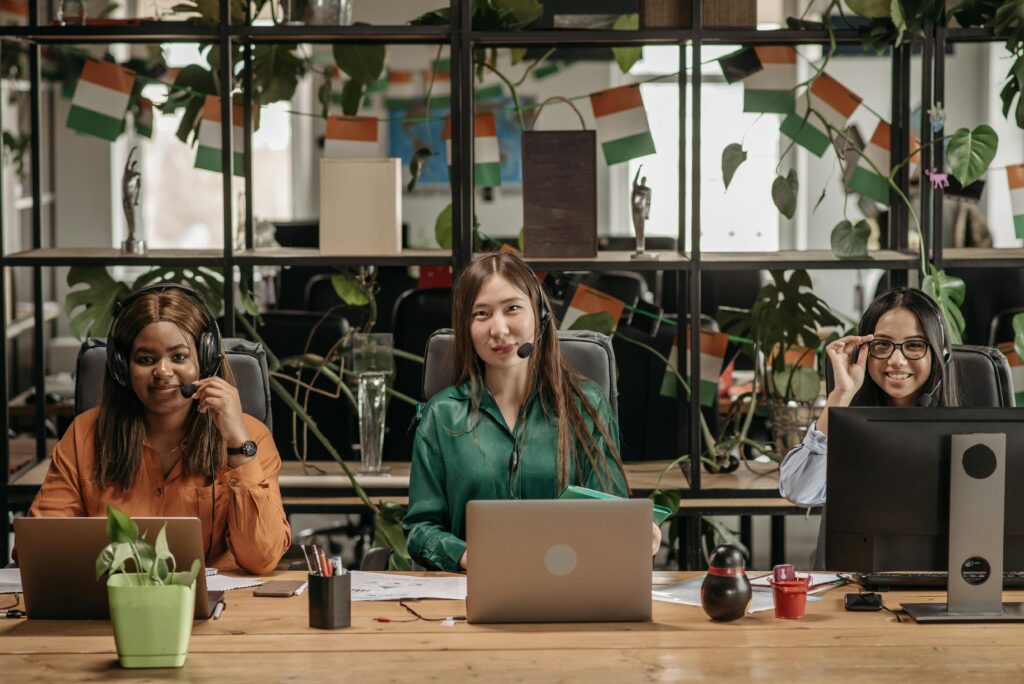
[357,371,389,475]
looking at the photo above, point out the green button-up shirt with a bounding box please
[403,379,628,572]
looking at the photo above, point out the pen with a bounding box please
[301,544,313,573]
[331,556,344,576]
[310,544,324,576]
[212,601,225,620]
[320,548,332,577]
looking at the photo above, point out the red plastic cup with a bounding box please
[768,576,811,619]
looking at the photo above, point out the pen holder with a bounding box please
[308,573,351,629]
[769,576,811,619]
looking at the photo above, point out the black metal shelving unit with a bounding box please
[0,2,1017,565]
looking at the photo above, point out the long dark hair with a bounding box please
[451,252,628,492]
[851,287,960,408]
[94,288,235,490]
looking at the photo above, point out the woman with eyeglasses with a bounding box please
[779,287,961,507]
[403,252,660,572]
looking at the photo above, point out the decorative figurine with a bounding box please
[630,165,658,260]
[121,146,146,255]
[924,167,950,190]
[927,101,945,133]
[700,544,752,622]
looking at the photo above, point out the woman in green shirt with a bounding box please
[403,252,660,571]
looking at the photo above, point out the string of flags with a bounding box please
[1007,165,1024,240]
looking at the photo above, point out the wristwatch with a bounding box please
[227,440,257,458]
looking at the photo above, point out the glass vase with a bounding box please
[353,333,394,475]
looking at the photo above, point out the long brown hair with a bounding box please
[94,287,235,490]
[451,252,628,492]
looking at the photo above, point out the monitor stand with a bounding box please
[903,433,1024,623]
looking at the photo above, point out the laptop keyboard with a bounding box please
[854,571,1024,589]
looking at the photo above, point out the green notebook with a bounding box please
[559,486,673,525]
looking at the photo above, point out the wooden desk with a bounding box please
[2,571,1022,682]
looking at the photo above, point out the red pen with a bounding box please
[319,548,332,577]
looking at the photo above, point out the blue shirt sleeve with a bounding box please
[778,421,828,507]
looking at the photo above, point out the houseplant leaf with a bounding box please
[721,143,746,190]
[106,504,139,544]
[612,14,642,74]
[772,365,821,403]
[252,44,302,105]
[65,266,132,340]
[947,124,998,188]
[922,265,966,345]
[333,42,385,87]
[846,0,891,17]
[568,311,617,336]
[331,273,369,306]
[339,78,364,116]
[830,219,872,259]
[435,203,453,249]
[771,169,798,219]
[1014,312,1024,361]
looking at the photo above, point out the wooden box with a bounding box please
[523,130,598,259]
[640,0,756,29]
[319,158,402,256]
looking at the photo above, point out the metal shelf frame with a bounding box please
[0,5,1013,565]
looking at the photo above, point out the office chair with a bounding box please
[76,337,272,427]
[422,328,618,413]
[386,288,453,461]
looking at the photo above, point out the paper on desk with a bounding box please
[350,571,466,601]
[207,574,264,592]
[652,575,823,614]
[0,568,22,594]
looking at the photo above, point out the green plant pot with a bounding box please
[107,573,195,669]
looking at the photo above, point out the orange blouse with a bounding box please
[28,408,291,575]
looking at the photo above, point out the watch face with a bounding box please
[241,440,257,457]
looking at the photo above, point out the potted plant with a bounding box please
[95,505,201,669]
[718,269,842,456]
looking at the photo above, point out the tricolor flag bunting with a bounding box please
[660,330,729,406]
[998,342,1024,406]
[384,70,418,111]
[0,0,28,25]
[533,61,564,80]
[730,46,797,115]
[590,85,656,166]
[67,60,135,142]
[427,58,451,109]
[848,120,891,205]
[561,284,625,332]
[780,73,861,158]
[1007,165,1024,239]
[476,84,504,102]
[134,97,153,138]
[444,112,501,188]
[324,116,378,158]
[783,346,816,368]
[195,95,245,177]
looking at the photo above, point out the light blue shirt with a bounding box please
[778,421,828,507]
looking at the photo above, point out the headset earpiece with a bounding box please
[106,283,222,387]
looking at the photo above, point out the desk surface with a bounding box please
[2,571,1022,682]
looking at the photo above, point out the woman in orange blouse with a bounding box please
[28,284,291,575]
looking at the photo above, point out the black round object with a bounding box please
[701,544,751,622]
[963,444,997,480]
[961,556,991,586]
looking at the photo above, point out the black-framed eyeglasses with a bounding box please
[867,339,930,361]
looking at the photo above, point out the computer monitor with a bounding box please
[826,407,1024,572]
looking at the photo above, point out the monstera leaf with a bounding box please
[65,267,131,339]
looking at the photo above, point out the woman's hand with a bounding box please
[191,377,250,457]
[825,334,872,399]
[459,549,468,570]
[651,522,662,556]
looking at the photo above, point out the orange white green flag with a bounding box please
[195,95,244,176]
[744,46,797,114]
[427,58,451,108]
[1007,165,1024,239]
[998,342,1024,406]
[384,70,418,110]
[780,73,861,158]
[660,330,729,406]
[444,112,501,188]
[849,120,891,205]
[324,116,378,158]
[67,60,135,142]
[0,0,28,25]
[590,85,656,166]
[561,284,625,332]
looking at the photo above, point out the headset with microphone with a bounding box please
[915,296,953,407]
[107,282,225,563]
[515,287,552,359]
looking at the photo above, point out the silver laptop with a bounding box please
[14,517,222,620]
[466,499,652,623]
